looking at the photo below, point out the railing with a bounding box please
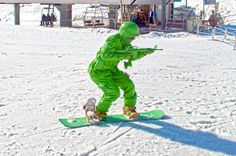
[196,13,236,50]
[234,33,236,50]
[211,26,236,50]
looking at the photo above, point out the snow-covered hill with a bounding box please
[0,1,236,156]
[0,23,236,155]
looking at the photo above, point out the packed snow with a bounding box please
[1,1,236,156]
[1,23,236,156]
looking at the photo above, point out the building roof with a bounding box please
[0,0,162,5]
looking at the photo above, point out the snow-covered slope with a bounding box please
[0,0,236,155]
[0,24,236,155]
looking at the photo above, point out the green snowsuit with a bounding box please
[88,33,146,113]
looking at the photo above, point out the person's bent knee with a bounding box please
[106,89,120,101]
[126,81,135,92]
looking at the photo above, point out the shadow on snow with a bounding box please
[122,118,236,155]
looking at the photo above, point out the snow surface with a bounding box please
[0,24,236,156]
[1,1,236,156]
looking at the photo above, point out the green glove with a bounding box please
[124,60,132,69]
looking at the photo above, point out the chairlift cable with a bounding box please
[130,0,136,5]
[166,0,171,5]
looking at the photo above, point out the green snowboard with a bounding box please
[59,109,164,128]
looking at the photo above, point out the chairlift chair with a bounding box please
[83,5,105,27]
[40,4,57,26]
[41,4,55,16]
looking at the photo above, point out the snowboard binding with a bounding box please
[83,98,100,123]
[123,106,139,119]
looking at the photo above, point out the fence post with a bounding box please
[223,28,227,42]
[212,27,216,40]
[197,24,199,37]
[234,33,236,50]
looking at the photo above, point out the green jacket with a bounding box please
[89,33,145,72]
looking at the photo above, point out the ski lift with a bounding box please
[41,4,55,16]
[40,4,57,26]
[83,5,105,27]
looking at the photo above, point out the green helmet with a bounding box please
[119,21,140,37]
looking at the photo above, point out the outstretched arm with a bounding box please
[121,46,163,69]
[100,39,132,61]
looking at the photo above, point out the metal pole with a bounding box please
[161,0,166,30]
[212,27,216,40]
[234,33,236,50]
[48,4,50,14]
[120,0,123,23]
[223,28,227,41]
[14,4,20,25]
[197,24,199,37]
[203,0,205,20]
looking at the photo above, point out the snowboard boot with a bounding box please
[123,106,139,119]
[95,111,108,119]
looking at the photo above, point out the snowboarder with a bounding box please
[87,21,156,122]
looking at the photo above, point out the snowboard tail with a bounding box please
[59,109,165,128]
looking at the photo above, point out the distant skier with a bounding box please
[45,13,51,27]
[50,13,57,27]
[208,10,217,28]
[86,21,157,122]
[40,14,47,26]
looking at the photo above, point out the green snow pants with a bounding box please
[89,69,137,113]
